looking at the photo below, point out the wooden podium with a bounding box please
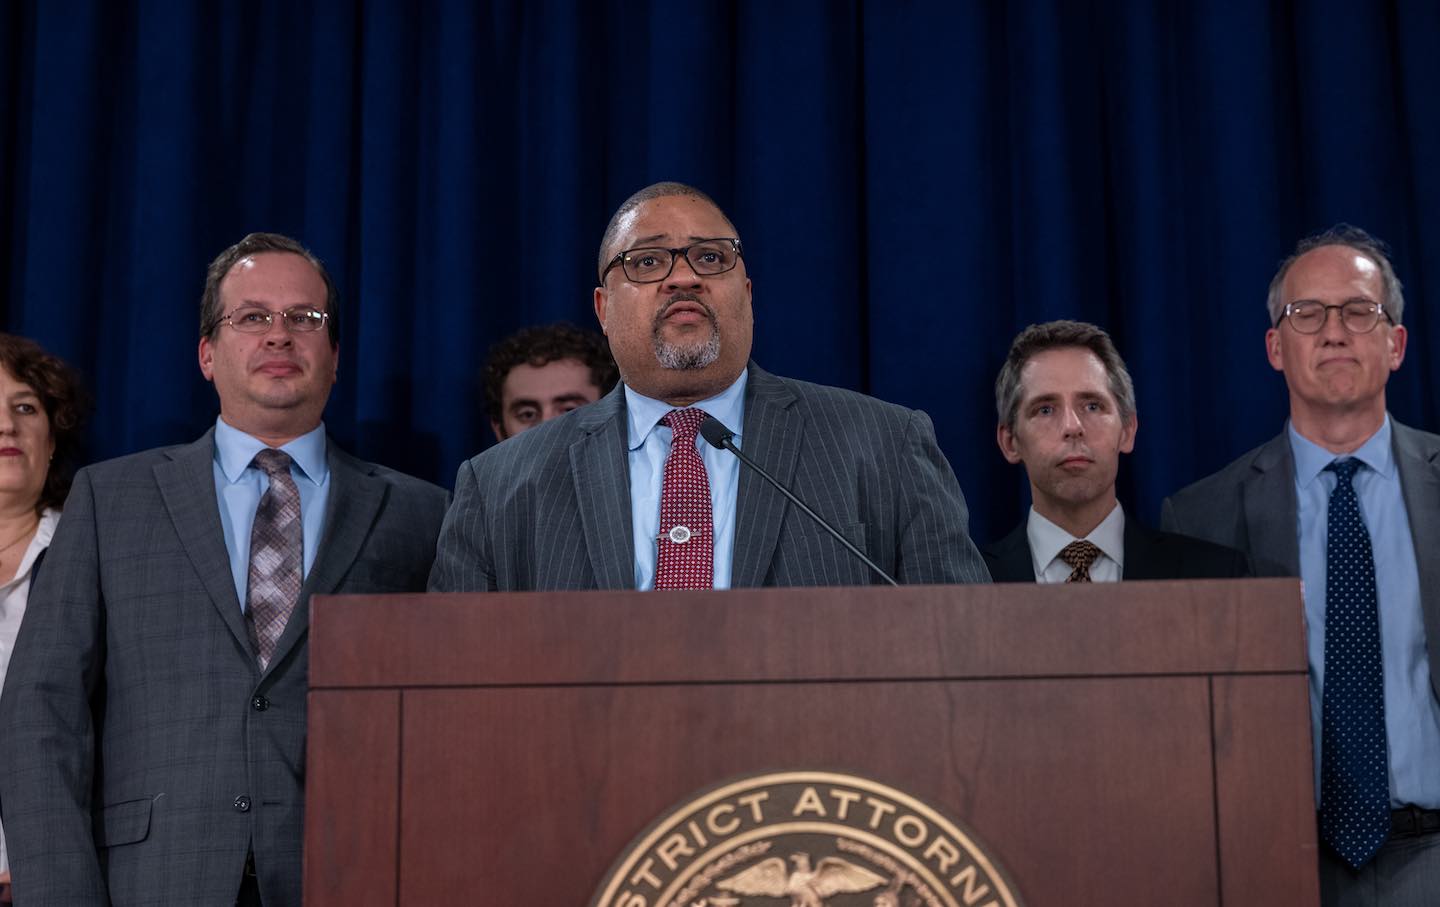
[304,580,1318,906]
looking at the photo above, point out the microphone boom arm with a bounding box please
[699,417,900,587]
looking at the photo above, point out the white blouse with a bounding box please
[0,506,60,876]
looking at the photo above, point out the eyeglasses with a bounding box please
[600,239,743,284]
[1277,300,1392,335]
[215,305,330,334]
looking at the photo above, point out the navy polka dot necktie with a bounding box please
[1318,458,1390,869]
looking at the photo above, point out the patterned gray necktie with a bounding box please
[246,449,302,670]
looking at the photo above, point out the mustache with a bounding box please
[652,293,718,329]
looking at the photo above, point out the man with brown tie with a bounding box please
[982,320,1247,582]
[0,233,448,906]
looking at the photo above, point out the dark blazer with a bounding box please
[1161,419,1440,701]
[428,363,991,591]
[981,514,1251,582]
[0,429,449,907]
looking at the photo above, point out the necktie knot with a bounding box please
[1318,453,1388,868]
[246,447,301,671]
[662,408,708,445]
[252,448,294,479]
[1059,540,1102,583]
[654,408,713,591]
[1325,457,1362,487]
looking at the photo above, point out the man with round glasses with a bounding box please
[0,233,449,906]
[1163,225,1440,905]
[430,181,989,592]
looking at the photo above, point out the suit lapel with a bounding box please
[154,429,251,658]
[570,391,635,590]
[982,522,1038,582]
[1393,422,1440,697]
[1243,433,1301,576]
[267,442,387,669]
[1121,519,1171,581]
[731,365,802,588]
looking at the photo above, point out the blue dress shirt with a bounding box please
[625,370,747,590]
[212,418,332,611]
[1290,416,1440,809]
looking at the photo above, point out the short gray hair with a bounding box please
[1265,224,1404,327]
[995,320,1136,431]
[596,182,739,281]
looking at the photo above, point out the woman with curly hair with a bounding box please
[0,332,88,902]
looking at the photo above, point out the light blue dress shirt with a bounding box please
[1290,416,1440,808]
[625,370,747,590]
[212,418,331,611]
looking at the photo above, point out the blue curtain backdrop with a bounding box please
[2,0,1437,545]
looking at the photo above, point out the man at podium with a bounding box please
[429,181,990,592]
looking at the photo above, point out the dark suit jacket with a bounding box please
[0,429,449,907]
[1161,419,1440,702]
[428,364,990,591]
[981,514,1251,582]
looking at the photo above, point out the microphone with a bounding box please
[699,416,899,587]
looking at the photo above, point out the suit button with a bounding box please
[252,696,269,711]
[234,795,251,812]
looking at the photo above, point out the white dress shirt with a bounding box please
[1027,502,1125,583]
[0,506,60,875]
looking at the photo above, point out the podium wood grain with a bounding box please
[305,580,1317,906]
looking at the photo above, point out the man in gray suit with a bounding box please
[0,233,449,906]
[1163,226,1440,906]
[429,182,988,591]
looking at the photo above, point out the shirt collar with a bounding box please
[1287,414,1394,488]
[1027,501,1126,572]
[214,417,329,485]
[624,368,748,451]
[0,507,61,593]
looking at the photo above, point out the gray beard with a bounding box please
[651,296,721,370]
[653,329,721,370]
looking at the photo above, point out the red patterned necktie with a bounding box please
[246,449,302,669]
[653,408,713,590]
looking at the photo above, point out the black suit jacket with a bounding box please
[982,515,1251,582]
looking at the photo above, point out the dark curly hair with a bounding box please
[481,323,619,424]
[0,333,91,512]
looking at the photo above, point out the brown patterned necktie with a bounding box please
[1059,540,1102,583]
[653,408,714,590]
[246,449,302,669]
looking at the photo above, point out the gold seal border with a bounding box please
[591,770,1021,907]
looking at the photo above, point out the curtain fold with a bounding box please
[3,0,1436,544]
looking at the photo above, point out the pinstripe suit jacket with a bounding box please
[0,429,449,907]
[429,364,990,591]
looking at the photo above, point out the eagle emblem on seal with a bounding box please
[715,852,887,906]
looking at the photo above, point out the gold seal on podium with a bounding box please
[590,770,1024,907]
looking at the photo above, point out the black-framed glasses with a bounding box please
[600,238,743,284]
[215,305,330,334]
[1277,300,1392,335]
